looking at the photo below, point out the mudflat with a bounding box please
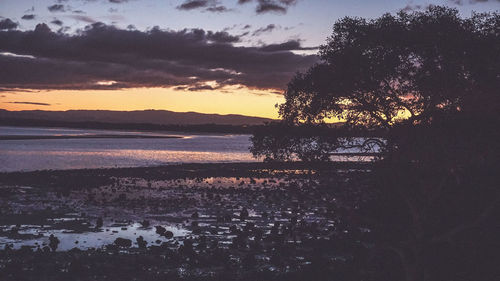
[0,162,373,281]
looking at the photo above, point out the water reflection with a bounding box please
[0,126,256,172]
[0,223,187,251]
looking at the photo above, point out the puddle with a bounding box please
[0,222,187,251]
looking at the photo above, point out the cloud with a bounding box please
[22,14,36,20]
[48,4,66,12]
[401,4,430,12]
[206,5,230,12]
[206,31,241,43]
[252,24,278,36]
[0,19,18,30]
[187,84,216,91]
[5,101,51,106]
[177,0,299,14]
[259,40,318,52]
[448,0,499,5]
[24,6,35,13]
[51,19,64,26]
[68,15,97,23]
[178,0,212,10]
[177,0,230,13]
[0,23,317,91]
[109,0,129,3]
[239,0,298,14]
[256,2,286,13]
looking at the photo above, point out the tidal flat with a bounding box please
[0,162,374,281]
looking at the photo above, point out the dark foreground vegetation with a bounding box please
[250,6,499,281]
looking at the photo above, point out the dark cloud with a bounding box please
[177,0,230,13]
[48,4,66,12]
[238,0,298,14]
[206,5,230,12]
[178,0,212,10]
[256,2,286,13]
[22,14,36,20]
[0,19,18,30]
[449,0,499,5]
[68,15,97,23]
[0,23,317,91]
[0,88,38,93]
[51,19,64,26]
[187,84,216,91]
[109,0,129,3]
[206,31,241,43]
[259,40,317,52]
[252,24,278,36]
[5,101,51,106]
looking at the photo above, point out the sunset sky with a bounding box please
[1,0,498,118]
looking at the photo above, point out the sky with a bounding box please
[0,0,498,118]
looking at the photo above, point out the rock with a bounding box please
[155,225,166,235]
[140,220,150,228]
[163,230,174,239]
[136,236,147,248]
[114,237,132,247]
[49,234,60,252]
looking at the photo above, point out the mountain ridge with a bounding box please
[0,109,275,126]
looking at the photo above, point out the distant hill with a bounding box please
[0,109,275,126]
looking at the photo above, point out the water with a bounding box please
[0,126,257,172]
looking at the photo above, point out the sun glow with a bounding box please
[0,86,285,119]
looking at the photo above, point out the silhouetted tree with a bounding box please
[250,123,343,162]
[278,6,498,128]
[251,6,499,281]
[367,113,499,281]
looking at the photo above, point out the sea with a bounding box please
[0,126,256,172]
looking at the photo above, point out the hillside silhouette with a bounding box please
[0,109,274,126]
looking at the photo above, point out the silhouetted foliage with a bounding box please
[252,6,498,161]
[365,113,499,281]
[250,123,343,162]
[250,122,384,162]
[279,6,499,128]
[251,6,499,281]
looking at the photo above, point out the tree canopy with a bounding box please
[279,6,499,128]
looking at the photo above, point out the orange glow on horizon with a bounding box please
[0,86,285,119]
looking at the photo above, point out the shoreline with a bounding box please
[0,161,371,186]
